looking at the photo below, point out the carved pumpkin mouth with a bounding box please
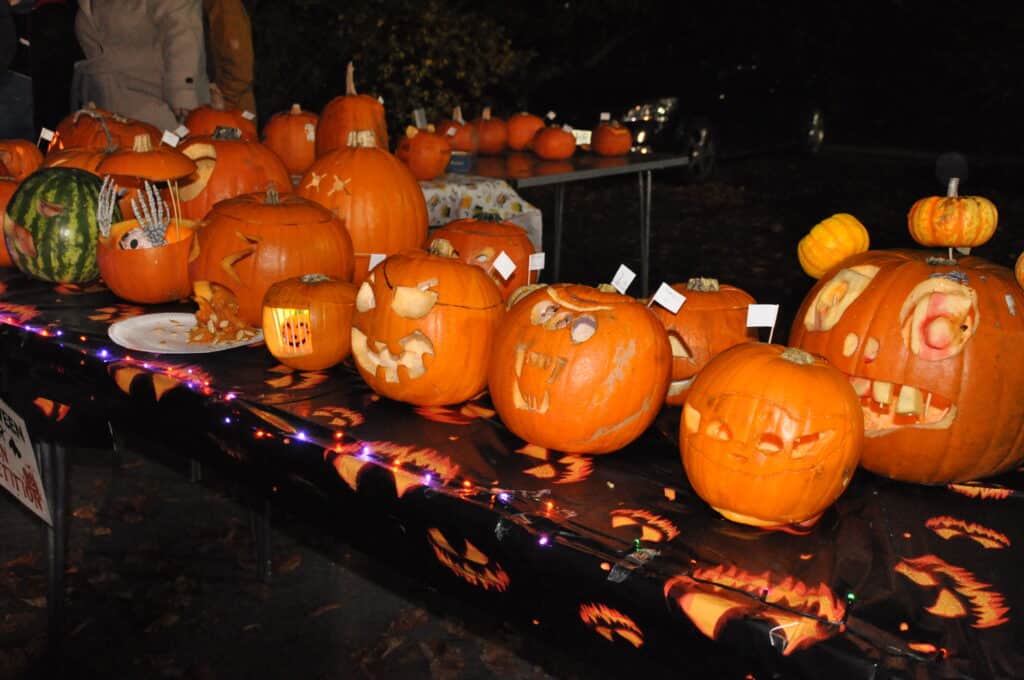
[844,374,957,435]
[427,527,510,592]
[512,343,568,414]
[666,332,696,397]
[350,328,434,383]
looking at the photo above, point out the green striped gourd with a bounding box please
[3,168,116,283]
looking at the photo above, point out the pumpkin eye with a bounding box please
[355,281,375,312]
[531,300,559,325]
[463,539,489,565]
[792,430,833,458]
[474,246,496,264]
[803,265,880,331]
[570,314,597,343]
[683,403,701,434]
[899,278,978,361]
[706,419,731,441]
[667,332,692,359]
[545,310,574,331]
[756,433,784,454]
[391,285,439,319]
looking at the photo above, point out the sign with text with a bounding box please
[0,398,50,525]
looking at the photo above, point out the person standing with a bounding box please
[72,0,210,131]
[202,0,255,118]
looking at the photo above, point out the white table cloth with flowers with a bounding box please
[419,174,543,249]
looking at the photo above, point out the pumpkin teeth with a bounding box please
[845,373,956,433]
[667,375,695,397]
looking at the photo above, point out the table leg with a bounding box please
[41,440,68,648]
[639,170,653,297]
[552,183,565,282]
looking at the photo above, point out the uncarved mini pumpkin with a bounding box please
[262,273,356,371]
[395,125,452,181]
[681,343,863,527]
[472,108,507,155]
[506,112,545,151]
[592,121,632,157]
[531,126,576,160]
[316,62,388,156]
[907,178,998,248]
[262,103,319,176]
[436,106,478,153]
[798,213,870,279]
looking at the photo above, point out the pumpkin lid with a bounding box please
[209,188,341,225]
[97,134,197,181]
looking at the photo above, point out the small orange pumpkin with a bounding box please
[472,108,507,155]
[531,126,576,160]
[395,125,452,181]
[1015,251,1024,290]
[262,273,356,371]
[0,175,19,266]
[436,106,478,153]
[184,105,258,141]
[262,103,319,176]
[351,249,504,406]
[0,140,43,180]
[592,120,632,157]
[907,178,998,248]
[316,62,388,156]
[506,112,545,151]
[681,343,863,527]
[49,104,160,152]
[429,217,536,302]
[97,219,197,304]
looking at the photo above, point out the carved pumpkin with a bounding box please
[1016,251,1024,290]
[436,106,477,153]
[681,344,862,526]
[428,217,536,301]
[0,176,18,266]
[592,120,632,157]
[798,213,870,279]
[790,249,1024,484]
[177,127,292,221]
[48,104,160,152]
[0,140,43,180]
[351,249,504,406]
[188,188,354,325]
[488,284,671,454]
[262,103,319,176]
[97,135,197,219]
[426,527,510,592]
[907,178,998,248]
[262,273,356,371]
[97,219,197,303]
[506,112,545,151]
[316,62,388,156]
[298,130,428,283]
[531,125,576,160]
[395,125,452,181]
[472,107,507,155]
[649,277,757,405]
[578,604,644,648]
[184,105,257,141]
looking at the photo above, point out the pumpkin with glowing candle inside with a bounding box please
[790,249,1024,483]
[649,278,757,405]
[351,249,504,406]
[262,274,356,371]
[188,188,354,325]
[488,283,671,453]
[428,217,536,302]
[681,343,863,527]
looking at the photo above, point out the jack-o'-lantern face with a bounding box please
[894,555,1009,629]
[578,603,644,647]
[488,284,671,454]
[426,527,510,592]
[925,516,1010,549]
[609,509,680,544]
[791,249,1024,484]
[427,219,536,302]
[351,250,504,406]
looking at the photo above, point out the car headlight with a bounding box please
[622,98,678,123]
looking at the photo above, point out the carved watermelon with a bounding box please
[3,168,116,283]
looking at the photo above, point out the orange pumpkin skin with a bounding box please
[592,121,632,157]
[429,218,536,301]
[790,249,1024,483]
[351,249,504,406]
[531,126,576,160]
[177,129,292,221]
[506,152,535,178]
[188,190,354,325]
[472,109,507,155]
[0,140,43,180]
[1015,251,1024,290]
[316,62,388,156]
[262,103,319,176]
[184,106,258,141]
[649,278,757,405]
[40,148,109,174]
[298,131,428,283]
[49,106,160,152]
[395,127,452,181]
[908,192,998,248]
[436,117,478,153]
[0,177,18,266]
[681,343,863,527]
[262,273,356,371]
[488,284,671,454]
[98,219,197,304]
[506,112,545,151]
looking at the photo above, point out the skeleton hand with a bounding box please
[127,181,170,249]
[97,175,118,239]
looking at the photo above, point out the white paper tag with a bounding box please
[572,129,592,145]
[37,128,55,146]
[611,264,636,294]
[18,37,29,47]
[304,123,315,142]
[413,108,428,129]
[746,304,779,328]
[174,124,190,138]
[493,251,516,280]
[528,252,545,271]
[599,112,611,122]
[0,397,52,525]
[651,283,686,313]
[242,110,256,121]
[377,96,384,105]
[445,126,457,137]
[160,130,180,147]
[368,253,386,271]
[546,110,557,120]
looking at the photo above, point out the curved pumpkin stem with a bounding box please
[452,106,464,125]
[265,185,281,205]
[686,277,720,292]
[74,106,116,152]
[345,62,357,96]
[780,347,815,365]
[290,103,302,115]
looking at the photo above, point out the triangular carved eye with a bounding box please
[463,539,489,565]
[803,265,879,331]
[391,285,438,319]
[667,332,692,360]
[427,527,455,554]
[683,403,701,434]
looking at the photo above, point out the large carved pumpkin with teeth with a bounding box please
[790,249,1024,484]
[681,344,863,527]
[488,284,671,454]
[351,249,504,405]
[649,277,757,405]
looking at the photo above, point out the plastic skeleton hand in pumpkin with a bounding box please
[97,175,119,239]
[119,181,169,250]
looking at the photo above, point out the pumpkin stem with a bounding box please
[300,273,331,283]
[212,126,243,141]
[405,125,419,139]
[290,103,302,114]
[482,107,492,121]
[74,107,117,151]
[686,277,720,292]
[428,238,457,258]
[475,212,504,223]
[595,283,618,293]
[345,61,357,96]
[132,134,154,153]
[507,283,546,309]
[347,130,377,148]
[946,177,959,198]
[265,185,280,205]
[926,255,957,267]
[780,347,815,365]
[452,106,464,125]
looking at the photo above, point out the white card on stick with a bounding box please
[368,253,386,270]
[528,252,545,271]
[651,283,686,313]
[746,304,779,328]
[611,265,636,294]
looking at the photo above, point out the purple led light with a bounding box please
[296,431,308,441]
[498,492,511,503]
[423,473,433,485]
[224,392,237,401]
[223,416,232,424]
[360,445,371,459]
[98,348,109,358]
[538,535,550,547]
[54,329,63,337]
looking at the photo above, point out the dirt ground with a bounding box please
[1,146,1022,679]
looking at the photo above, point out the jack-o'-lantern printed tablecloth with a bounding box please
[420,174,543,249]
[1,267,1022,680]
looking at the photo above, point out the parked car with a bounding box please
[527,32,827,181]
